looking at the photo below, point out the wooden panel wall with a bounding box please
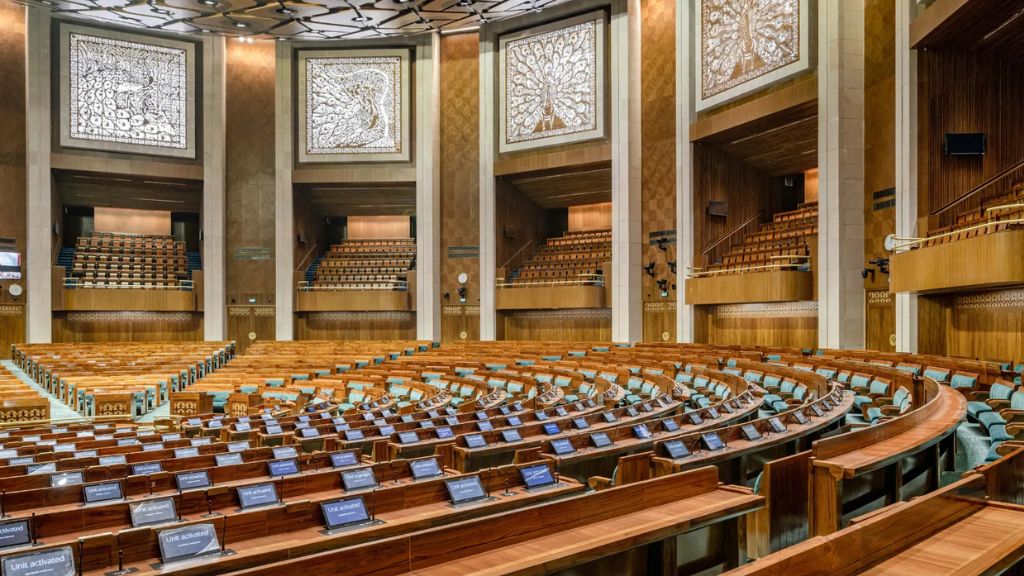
[226,305,276,355]
[0,2,26,349]
[699,303,817,349]
[920,50,1024,228]
[439,32,481,341]
[441,305,480,343]
[94,207,171,235]
[347,216,411,239]
[296,312,415,341]
[226,40,276,306]
[863,0,896,352]
[495,179,545,274]
[500,309,611,342]
[52,312,202,342]
[917,290,1024,362]
[568,202,612,232]
[293,189,325,275]
[692,145,796,268]
[640,0,677,342]
[0,305,25,358]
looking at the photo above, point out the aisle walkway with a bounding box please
[1,359,80,421]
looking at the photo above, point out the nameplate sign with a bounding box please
[237,483,279,510]
[8,457,34,466]
[320,497,370,531]
[157,523,220,564]
[215,453,243,467]
[227,441,249,453]
[520,464,556,490]
[162,433,182,442]
[26,463,56,475]
[409,458,442,480]
[129,497,178,527]
[330,451,359,469]
[272,447,297,460]
[175,471,211,492]
[341,467,378,492]
[131,462,163,476]
[2,546,75,576]
[267,459,299,477]
[100,453,127,467]
[83,482,123,504]
[143,443,165,452]
[50,472,84,487]
[0,519,31,550]
[174,447,200,459]
[191,437,212,446]
[444,476,488,505]
[73,450,98,459]
[0,449,18,460]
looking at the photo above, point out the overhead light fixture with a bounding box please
[457,0,471,5]
[200,0,217,5]
[233,20,248,28]
[352,14,371,22]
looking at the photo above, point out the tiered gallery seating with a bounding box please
[66,232,190,289]
[12,342,233,418]
[307,239,415,291]
[5,340,1024,575]
[696,204,817,276]
[909,180,1024,249]
[503,229,610,286]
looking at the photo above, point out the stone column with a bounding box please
[274,42,294,340]
[817,0,866,349]
[894,0,918,353]
[202,37,227,341]
[675,0,695,342]
[610,0,643,343]
[478,32,497,341]
[416,33,441,342]
[25,6,51,343]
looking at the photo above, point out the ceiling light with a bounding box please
[457,0,471,5]
[233,20,248,28]
[200,0,217,5]
[352,14,371,22]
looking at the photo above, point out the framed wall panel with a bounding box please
[297,48,411,164]
[498,11,607,154]
[695,0,811,111]
[58,23,196,159]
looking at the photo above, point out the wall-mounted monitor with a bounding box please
[944,133,986,156]
[0,251,20,280]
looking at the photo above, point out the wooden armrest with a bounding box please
[998,409,1024,422]
[987,399,1011,410]
[880,405,901,415]
[587,476,614,491]
[968,391,989,401]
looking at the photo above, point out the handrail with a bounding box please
[931,157,1024,216]
[688,259,809,278]
[500,239,535,271]
[701,211,763,256]
[890,218,1024,251]
[296,241,319,273]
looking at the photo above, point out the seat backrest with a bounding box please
[892,386,910,406]
[850,373,871,388]
[950,371,978,390]
[1011,390,1024,411]
[923,366,950,382]
[763,374,782,388]
[868,380,889,395]
[780,379,796,394]
[990,381,1015,400]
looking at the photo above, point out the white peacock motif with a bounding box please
[69,32,188,149]
[504,19,598,145]
[701,0,800,99]
[305,56,402,155]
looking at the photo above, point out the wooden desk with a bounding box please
[227,466,764,576]
[723,448,1024,576]
[808,382,966,536]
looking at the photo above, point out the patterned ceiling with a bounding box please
[18,0,572,40]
